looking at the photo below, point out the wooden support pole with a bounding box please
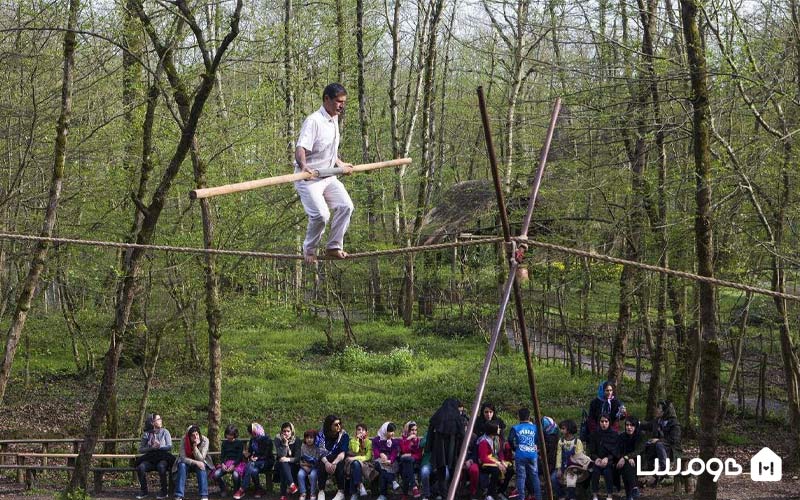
[189,157,412,199]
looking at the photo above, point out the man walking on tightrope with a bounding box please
[294,83,354,264]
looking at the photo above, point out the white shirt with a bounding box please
[295,106,339,172]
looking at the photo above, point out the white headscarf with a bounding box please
[376,421,394,445]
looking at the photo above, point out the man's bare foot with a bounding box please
[304,252,318,264]
[325,248,348,259]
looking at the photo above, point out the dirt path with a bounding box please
[523,333,788,416]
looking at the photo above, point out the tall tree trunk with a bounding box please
[68,1,242,491]
[284,0,295,163]
[0,0,77,404]
[356,0,384,315]
[609,263,633,385]
[679,0,719,496]
[191,137,223,451]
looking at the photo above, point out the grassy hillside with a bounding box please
[1,296,619,439]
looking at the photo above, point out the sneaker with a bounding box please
[135,494,148,500]
[201,498,209,500]
[412,486,421,498]
[485,496,495,500]
[377,496,388,500]
[606,497,613,500]
[333,490,345,500]
[392,481,401,492]
[233,488,246,500]
[318,491,326,500]
[281,496,289,500]
[631,487,640,499]
[289,484,299,495]
[157,495,168,500]
[359,484,368,497]
[507,489,519,499]
[300,495,307,500]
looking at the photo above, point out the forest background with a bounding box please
[1,0,800,498]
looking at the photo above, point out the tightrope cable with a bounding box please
[1,231,798,302]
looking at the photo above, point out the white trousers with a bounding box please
[294,176,354,255]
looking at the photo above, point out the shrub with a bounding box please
[331,345,416,375]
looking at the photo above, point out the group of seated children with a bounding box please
[133,385,680,500]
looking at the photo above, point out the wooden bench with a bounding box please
[0,438,143,491]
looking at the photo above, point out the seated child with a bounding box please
[477,422,512,500]
[346,423,375,500]
[234,423,274,500]
[616,417,644,500]
[372,422,401,500]
[213,424,246,495]
[399,421,423,498]
[275,422,302,500]
[300,429,323,500]
[551,419,584,500]
[589,414,618,500]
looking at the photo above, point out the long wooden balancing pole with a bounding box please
[189,157,412,200]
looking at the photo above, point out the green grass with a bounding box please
[5,295,610,438]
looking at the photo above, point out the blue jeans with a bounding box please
[350,460,363,493]
[298,466,318,495]
[213,466,241,492]
[420,464,432,497]
[174,461,209,498]
[515,457,541,500]
[550,470,563,499]
[242,460,266,490]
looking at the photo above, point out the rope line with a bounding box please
[1,231,798,302]
[520,239,800,303]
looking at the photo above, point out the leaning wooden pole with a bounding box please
[446,90,560,500]
[189,157,412,199]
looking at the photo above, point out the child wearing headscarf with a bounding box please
[233,423,274,500]
[372,422,401,500]
[399,420,423,497]
[616,416,644,500]
[275,422,302,500]
[173,424,214,500]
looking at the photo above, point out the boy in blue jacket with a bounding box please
[507,408,541,500]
